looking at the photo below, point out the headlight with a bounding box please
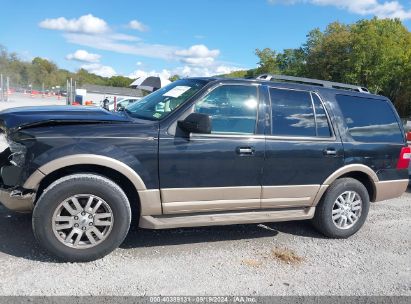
[6,137,26,167]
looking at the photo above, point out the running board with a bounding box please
[139,207,315,229]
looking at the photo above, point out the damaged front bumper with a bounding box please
[0,187,35,212]
[0,132,35,212]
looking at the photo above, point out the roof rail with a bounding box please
[256,74,370,93]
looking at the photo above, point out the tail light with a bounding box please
[407,132,411,142]
[397,146,411,169]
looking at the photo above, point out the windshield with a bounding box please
[125,79,208,120]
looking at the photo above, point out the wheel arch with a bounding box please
[313,164,379,206]
[24,154,162,217]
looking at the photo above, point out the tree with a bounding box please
[304,22,353,82]
[107,75,134,87]
[169,74,181,82]
[302,18,411,116]
[276,48,306,76]
[0,46,135,90]
[229,18,411,116]
[254,48,280,75]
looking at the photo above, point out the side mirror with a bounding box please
[117,105,125,111]
[177,113,211,134]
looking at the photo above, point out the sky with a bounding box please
[1,0,410,79]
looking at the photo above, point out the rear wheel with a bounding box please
[33,174,131,262]
[312,178,370,238]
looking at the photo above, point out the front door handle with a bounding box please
[323,148,337,156]
[237,146,255,155]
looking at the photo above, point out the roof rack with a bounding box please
[256,74,370,93]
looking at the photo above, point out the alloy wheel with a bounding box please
[331,190,362,230]
[52,194,114,249]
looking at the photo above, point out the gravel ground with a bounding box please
[0,94,410,296]
[0,190,410,296]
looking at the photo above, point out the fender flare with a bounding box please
[23,154,162,215]
[323,164,379,185]
[24,154,147,191]
[312,164,379,206]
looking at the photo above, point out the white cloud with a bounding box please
[172,65,243,77]
[108,33,141,42]
[64,33,177,60]
[66,49,101,63]
[39,14,109,34]
[128,20,149,32]
[129,69,171,80]
[180,57,215,66]
[175,44,220,59]
[81,63,116,77]
[128,64,243,79]
[268,0,411,19]
[64,34,223,65]
[40,15,237,77]
[175,44,220,66]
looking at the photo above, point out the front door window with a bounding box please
[194,85,258,134]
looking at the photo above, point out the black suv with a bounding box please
[0,74,409,261]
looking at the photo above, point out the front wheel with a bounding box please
[312,178,370,238]
[33,174,131,262]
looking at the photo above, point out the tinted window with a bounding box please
[312,94,332,137]
[336,95,403,143]
[270,88,316,137]
[194,85,258,134]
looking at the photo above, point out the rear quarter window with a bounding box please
[335,95,403,143]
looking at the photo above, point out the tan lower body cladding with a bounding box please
[160,185,320,215]
[139,207,315,229]
[139,178,408,229]
[374,179,409,201]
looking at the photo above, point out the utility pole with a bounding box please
[66,79,70,105]
[70,78,73,105]
[5,76,9,102]
[0,74,3,102]
[74,80,77,104]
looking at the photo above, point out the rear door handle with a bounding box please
[237,146,255,155]
[323,148,337,156]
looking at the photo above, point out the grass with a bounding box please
[271,247,304,264]
[241,259,263,267]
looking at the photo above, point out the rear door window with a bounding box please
[312,93,332,137]
[335,95,403,143]
[269,88,332,138]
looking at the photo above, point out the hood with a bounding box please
[0,106,131,130]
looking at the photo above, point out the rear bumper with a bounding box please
[374,179,409,202]
[0,187,35,212]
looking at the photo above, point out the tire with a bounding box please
[33,174,131,262]
[312,177,370,238]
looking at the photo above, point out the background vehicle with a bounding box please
[106,97,141,111]
[404,118,411,179]
[0,75,409,262]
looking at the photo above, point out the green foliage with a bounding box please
[106,75,134,87]
[221,18,411,116]
[254,48,280,75]
[75,68,106,87]
[169,74,181,82]
[218,70,247,78]
[0,45,135,90]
